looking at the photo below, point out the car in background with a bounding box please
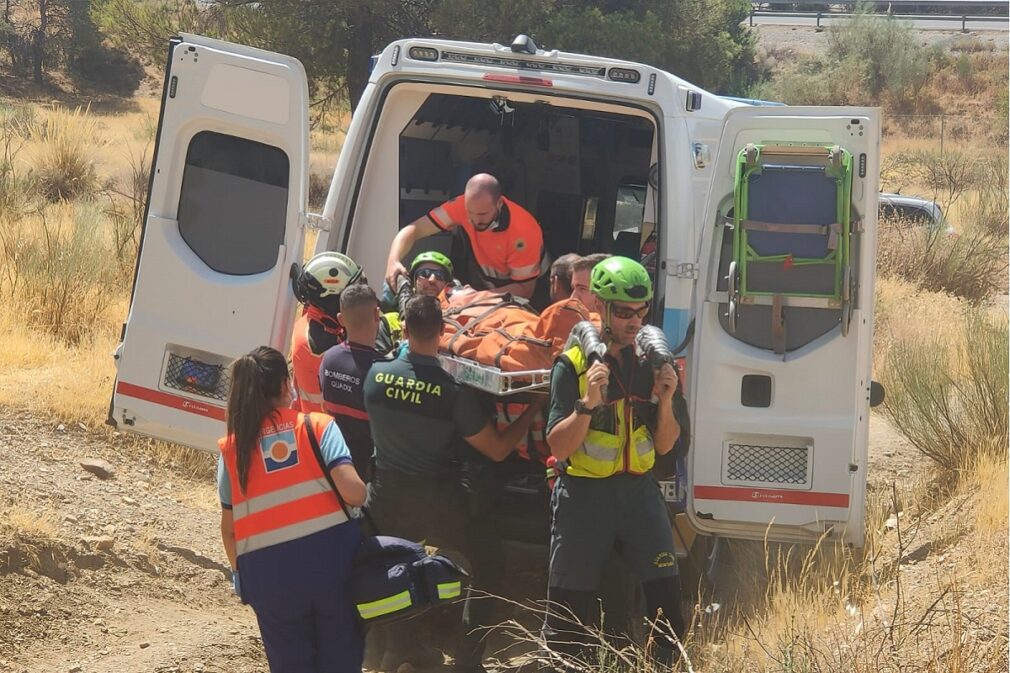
[878,192,955,235]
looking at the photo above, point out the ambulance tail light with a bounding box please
[483,73,553,87]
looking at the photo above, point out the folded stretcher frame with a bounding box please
[438,353,551,396]
[726,142,855,354]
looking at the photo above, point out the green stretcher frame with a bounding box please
[732,143,853,303]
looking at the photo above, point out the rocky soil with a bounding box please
[0,405,999,673]
[0,409,265,673]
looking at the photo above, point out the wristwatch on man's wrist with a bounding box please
[574,399,597,416]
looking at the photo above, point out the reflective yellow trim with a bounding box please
[356,590,413,620]
[437,581,462,600]
[563,345,656,478]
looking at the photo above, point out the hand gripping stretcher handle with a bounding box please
[636,325,680,393]
[567,320,608,400]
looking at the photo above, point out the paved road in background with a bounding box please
[749,14,1008,30]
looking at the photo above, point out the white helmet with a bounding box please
[291,252,363,314]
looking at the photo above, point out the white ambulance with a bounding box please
[109,33,882,551]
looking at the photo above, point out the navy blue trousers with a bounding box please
[238,521,363,673]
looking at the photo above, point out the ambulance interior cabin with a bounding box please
[344,85,658,305]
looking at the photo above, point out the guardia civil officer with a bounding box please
[364,294,542,673]
[218,346,367,673]
[543,257,686,666]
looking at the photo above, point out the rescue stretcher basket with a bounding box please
[438,353,551,396]
[725,142,856,353]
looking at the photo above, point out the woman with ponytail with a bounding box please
[217,346,367,673]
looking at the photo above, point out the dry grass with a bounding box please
[26,106,101,202]
[0,506,59,539]
[0,100,343,431]
[872,277,965,372]
[0,506,61,573]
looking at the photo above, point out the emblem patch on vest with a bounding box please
[653,551,676,569]
[260,428,299,472]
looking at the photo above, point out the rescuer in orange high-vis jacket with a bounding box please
[384,173,549,300]
[218,346,367,673]
[290,252,364,413]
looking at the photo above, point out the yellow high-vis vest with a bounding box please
[560,345,655,478]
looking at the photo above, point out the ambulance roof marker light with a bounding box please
[408,46,439,62]
[511,34,539,55]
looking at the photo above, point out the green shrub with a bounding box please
[881,308,1008,473]
[760,5,930,111]
[32,108,100,203]
[827,8,930,109]
[72,45,145,96]
[877,223,1006,303]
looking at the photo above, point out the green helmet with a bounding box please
[410,250,453,277]
[591,256,653,303]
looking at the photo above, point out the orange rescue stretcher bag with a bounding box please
[440,290,554,371]
[440,291,600,463]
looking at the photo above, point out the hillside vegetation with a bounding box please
[0,11,1006,673]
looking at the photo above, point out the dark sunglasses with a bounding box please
[610,304,650,320]
[414,267,449,282]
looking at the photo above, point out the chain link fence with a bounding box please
[886,114,981,153]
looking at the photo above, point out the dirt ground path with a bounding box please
[0,408,266,673]
[0,406,921,673]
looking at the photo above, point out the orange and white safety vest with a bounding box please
[291,306,343,412]
[427,195,549,288]
[219,409,347,556]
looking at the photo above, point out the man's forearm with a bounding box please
[387,225,417,271]
[546,411,591,461]
[652,399,680,455]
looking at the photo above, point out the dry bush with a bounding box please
[880,306,1008,474]
[28,107,102,203]
[959,156,1009,240]
[0,110,37,217]
[100,140,151,270]
[0,202,119,344]
[308,170,330,211]
[883,149,979,211]
[876,222,1005,303]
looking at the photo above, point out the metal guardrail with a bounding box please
[753,1,1007,8]
[749,10,1008,31]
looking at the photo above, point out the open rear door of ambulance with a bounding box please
[109,34,309,452]
[688,106,880,548]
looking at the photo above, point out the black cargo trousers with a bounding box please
[368,465,506,668]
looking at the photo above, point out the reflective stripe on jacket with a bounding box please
[219,409,347,556]
[291,307,341,413]
[559,345,655,478]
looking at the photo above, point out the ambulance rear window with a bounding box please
[178,131,289,275]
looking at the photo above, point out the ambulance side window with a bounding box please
[178,131,290,275]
